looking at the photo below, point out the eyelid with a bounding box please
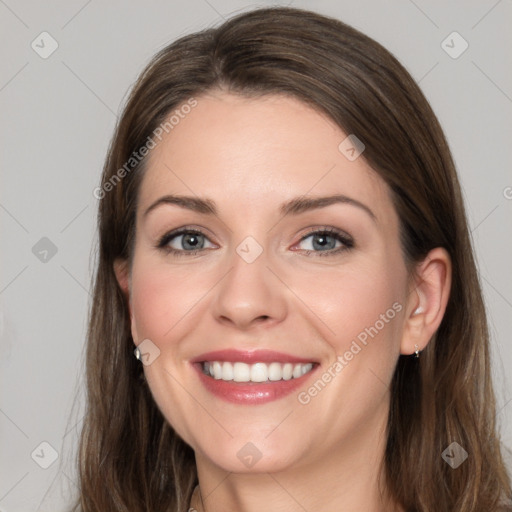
[156,225,218,252]
[293,226,354,245]
[290,226,354,257]
[156,225,354,257]
[298,225,353,239]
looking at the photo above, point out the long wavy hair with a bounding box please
[71,6,512,511]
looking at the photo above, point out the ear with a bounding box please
[114,258,140,342]
[114,258,132,317]
[400,247,452,355]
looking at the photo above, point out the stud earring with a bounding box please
[414,344,420,358]
[134,347,142,360]
[414,306,424,315]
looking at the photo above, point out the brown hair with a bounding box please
[72,6,512,511]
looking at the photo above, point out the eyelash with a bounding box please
[296,227,354,257]
[157,227,211,257]
[156,226,354,258]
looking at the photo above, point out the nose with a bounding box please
[211,243,288,331]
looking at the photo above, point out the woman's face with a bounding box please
[122,91,412,474]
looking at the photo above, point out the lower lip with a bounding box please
[192,363,319,405]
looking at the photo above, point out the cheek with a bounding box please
[129,255,207,343]
[297,258,405,358]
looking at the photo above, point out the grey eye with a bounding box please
[299,233,341,251]
[164,231,214,251]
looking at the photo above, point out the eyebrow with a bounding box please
[280,195,376,221]
[143,194,376,222]
[144,195,216,217]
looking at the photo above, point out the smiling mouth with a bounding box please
[201,361,317,383]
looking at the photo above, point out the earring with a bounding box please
[134,347,142,360]
[414,344,420,358]
[414,306,424,315]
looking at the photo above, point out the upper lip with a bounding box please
[191,349,318,364]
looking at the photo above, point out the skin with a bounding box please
[115,91,451,512]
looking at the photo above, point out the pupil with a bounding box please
[313,234,335,250]
[183,233,203,250]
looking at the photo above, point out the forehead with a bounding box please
[138,91,393,221]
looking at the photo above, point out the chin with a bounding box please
[205,448,299,474]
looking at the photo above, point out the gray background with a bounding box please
[1,0,511,510]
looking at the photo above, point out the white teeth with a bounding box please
[302,363,313,375]
[292,364,303,378]
[282,363,293,380]
[268,362,283,381]
[212,361,222,379]
[250,363,268,382]
[222,361,234,380]
[233,362,250,382]
[202,361,315,382]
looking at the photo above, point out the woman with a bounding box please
[73,6,512,511]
